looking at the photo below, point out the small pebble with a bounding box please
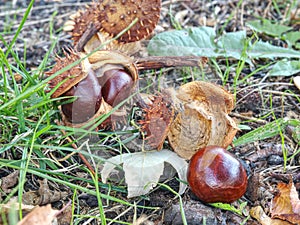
[267,155,283,165]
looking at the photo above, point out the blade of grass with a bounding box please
[157,183,187,225]
[90,168,106,225]
[5,0,35,58]
[270,95,288,170]
[18,110,50,219]
[233,118,288,147]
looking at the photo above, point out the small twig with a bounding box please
[136,56,207,70]
[75,23,99,52]
[108,206,133,225]
[54,200,72,217]
[261,89,300,97]
[230,112,267,124]
[263,0,272,18]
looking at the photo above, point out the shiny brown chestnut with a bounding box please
[187,146,248,203]
[98,69,134,106]
[61,69,102,123]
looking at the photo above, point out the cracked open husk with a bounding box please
[167,81,239,159]
[87,50,138,81]
[47,50,138,129]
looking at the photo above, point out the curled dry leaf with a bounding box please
[250,205,292,225]
[167,81,238,159]
[271,180,300,224]
[101,149,188,198]
[22,179,68,206]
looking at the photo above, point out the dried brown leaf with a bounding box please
[0,199,34,214]
[1,170,19,193]
[17,204,58,225]
[23,179,68,205]
[250,206,292,225]
[57,203,73,225]
[271,181,300,224]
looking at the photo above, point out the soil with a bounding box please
[1,0,300,224]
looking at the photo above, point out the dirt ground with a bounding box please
[1,0,300,224]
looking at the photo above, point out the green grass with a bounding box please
[0,1,132,224]
[0,3,166,224]
[1,0,300,224]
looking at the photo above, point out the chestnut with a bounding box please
[187,146,248,203]
[98,69,134,106]
[61,69,102,123]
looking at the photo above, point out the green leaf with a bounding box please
[292,126,300,145]
[249,40,300,58]
[246,19,290,37]
[287,120,300,145]
[247,19,300,49]
[283,31,300,48]
[269,60,300,76]
[216,31,248,60]
[148,27,219,57]
[148,27,300,62]
[210,202,247,216]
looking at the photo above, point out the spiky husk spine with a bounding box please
[139,93,174,150]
